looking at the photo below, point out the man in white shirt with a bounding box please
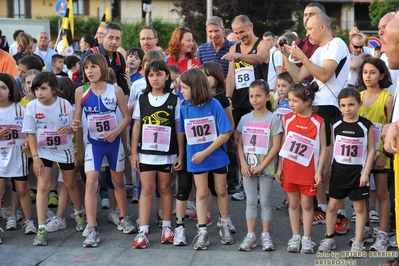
[263,31,282,96]
[347,33,373,88]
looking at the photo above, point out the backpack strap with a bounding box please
[91,46,120,69]
[335,56,347,78]
[271,50,276,72]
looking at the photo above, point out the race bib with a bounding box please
[279,131,316,166]
[235,66,255,90]
[37,129,68,150]
[87,113,117,140]
[0,125,25,148]
[273,108,291,120]
[184,116,217,145]
[333,135,364,165]
[373,123,382,150]
[242,126,270,155]
[141,124,171,152]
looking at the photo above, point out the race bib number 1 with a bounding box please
[235,66,255,90]
[242,126,270,155]
[279,131,316,166]
[141,124,171,152]
[184,116,217,145]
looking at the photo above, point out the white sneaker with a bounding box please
[1,207,23,221]
[82,224,89,238]
[45,216,67,232]
[100,198,110,209]
[389,234,397,248]
[369,210,380,223]
[370,231,390,251]
[173,226,187,246]
[217,216,236,233]
[107,209,119,226]
[287,236,301,253]
[318,238,336,252]
[185,205,196,217]
[260,233,275,251]
[231,187,246,201]
[0,227,3,244]
[6,216,17,230]
[350,211,356,222]
[21,219,37,235]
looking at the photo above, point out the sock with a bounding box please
[119,216,126,221]
[198,224,207,233]
[162,220,171,228]
[248,232,255,237]
[206,212,211,218]
[325,233,334,238]
[378,230,388,236]
[125,184,134,190]
[220,218,228,225]
[188,201,195,207]
[370,206,376,211]
[74,209,82,215]
[337,209,346,217]
[318,204,327,213]
[39,224,46,229]
[302,236,311,241]
[262,232,269,237]
[140,225,149,233]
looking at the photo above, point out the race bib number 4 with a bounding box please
[0,125,25,148]
[88,113,117,140]
[184,116,217,145]
[37,130,68,150]
[279,131,316,166]
[242,126,270,155]
[141,124,171,152]
[235,66,255,90]
[333,135,364,165]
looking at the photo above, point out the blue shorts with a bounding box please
[84,141,125,172]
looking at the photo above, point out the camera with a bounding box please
[278,39,287,47]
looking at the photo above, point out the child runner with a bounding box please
[0,74,36,236]
[236,79,282,251]
[276,81,327,254]
[22,72,85,246]
[126,47,144,85]
[131,60,183,248]
[72,53,134,248]
[357,57,393,251]
[318,88,375,253]
[179,68,233,250]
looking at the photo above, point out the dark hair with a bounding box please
[357,57,392,90]
[337,88,361,104]
[200,62,225,93]
[126,47,145,71]
[18,56,43,71]
[32,38,37,44]
[143,60,172,94]
[52,54,64,63]
[375,46,381,51]
[249,79,270,94]
[31,72,60,97]
[277,71,294,84]
[65,55,80,70]
[82,34,94,48]
[140,26,158,38]
[0,73,22,103]
[168,64,180,74]
[289,80,319,104]
[180,68,212,106]
[58,77,75,104]
[82,53,110,83]
[263,31,275,38]
[13,30,24,41]
[104,23,122,35]
[305,3,326,14]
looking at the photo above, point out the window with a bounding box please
[14,0,25,18]
[73,0,84,15]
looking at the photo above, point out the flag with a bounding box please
[61,0,74,54]
[100,6,110,25]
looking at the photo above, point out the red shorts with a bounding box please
[283,181,317,197]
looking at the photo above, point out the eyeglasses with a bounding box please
[106,35,121,42]
[139,37,156,41]
[351,43,363,49]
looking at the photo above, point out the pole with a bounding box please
[206,0,213,42]
[54,18,63,52]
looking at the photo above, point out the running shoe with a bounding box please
[45,216,66,232]
[6,216,17,230]
[370,231,390,251]
[390,234,397,248]
[1,207,23,221]
[185,205,196,217]
[300,210,326,225]
[260,233,274,251]
[349,226,373,245]
[287,236,301,253]
[373,226,395,237]
[107,209,119,226]
[189,212,197,220]
[301,238,314,254]
[350,211,356,222]
[100,198,110,209]
[82,224,89,238]
[83,227,100,247]
[117,216,136,234]
[369,210,380,223]
[318,238,336,252]
[219,224,234,245]
[351,242,366,252]
[131,186,139,204]
[334,215,350,235]
[173,226,187,246]
[217,216,236,233]
[161,226,174,244]
[33,228,47,246]
[132,232,149,249]
[239,234,257,252]
[0,227,3,244]
[48,191,58,207]
[231,186,246,201]
[21,219,37,235]
[155,210,163,227]
[276,199,289,211]
[193,231,209,250]
[47,208,55,219]
[75,213,86,231]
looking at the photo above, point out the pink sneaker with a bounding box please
[189,212,197,221]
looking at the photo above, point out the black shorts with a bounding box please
[193,166,228,175]
[371,169,391,174]
[41,158,75,171]
[139,163,173,173]
[329,185,370,201]
[315,105,341,147]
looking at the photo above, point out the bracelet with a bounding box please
[32,154,39,159]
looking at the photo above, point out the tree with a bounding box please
[172,0,304,44]
[369,0,399,26]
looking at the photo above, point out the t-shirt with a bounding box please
[237,111,282,176]
[273,99,291,120]
[128,77,147,106]
[330,116,372,189]
[267,46,282,90]
[22,97,74,163]
[309,37,349,107]
[166,55,201,74]
[179,98,232,172]
[130,72,143,84]
[347,47,373,86]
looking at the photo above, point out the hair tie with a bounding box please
[305,89,310,96]
[302,82,308,86]
[0,74,14,92]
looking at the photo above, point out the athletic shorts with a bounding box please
[329,185,370,201]
[84,142,125,172]
[193,166,228,175]
[139,163,173,173]
[283,181,317,197]
[41,158,74,171]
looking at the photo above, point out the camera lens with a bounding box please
[279,39,287,46]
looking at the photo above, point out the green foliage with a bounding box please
[369,0,399,26]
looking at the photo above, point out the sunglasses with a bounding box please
[180,27,191,33]
[351,43,363,49]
